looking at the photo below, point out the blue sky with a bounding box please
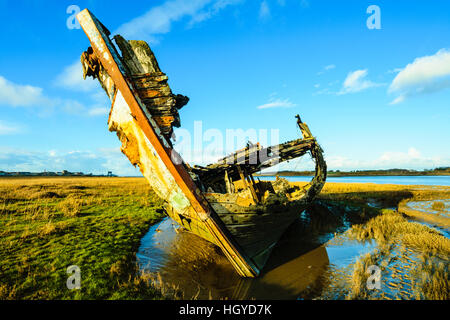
[0,0,449,175]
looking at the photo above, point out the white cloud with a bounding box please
[0,74,107,117]
[57,99,109,117]
[313,80,339,95]
[388,48,450,104]
[54,60,99,92]
[387,68,403,74]
[0,76,83,116]
[338,69,383,95]
[325,147,449,170]
[52,65,110,116]
[379,147,421,163]
[60,99,86,114]
[267,147,449,172]
[0,147,140,176]
[116,0,210,38]
[0,121,23,135]
[257,98,296,109]
[0,75,53,107]
[389,95,405,105]
[259,1,270,20]
[88,107,109,116]
[188,0,243,26]
[315,69,383,96]
[317,64,336,75]
[115,0,242,41]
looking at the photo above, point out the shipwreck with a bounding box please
[76,9,327,277]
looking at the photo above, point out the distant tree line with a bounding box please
[0,170,118,177]
[258,167,450,177]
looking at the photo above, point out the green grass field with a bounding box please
[0,177,165,300]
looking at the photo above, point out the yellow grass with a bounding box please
[0,176,166,300]
[431,201,446,211]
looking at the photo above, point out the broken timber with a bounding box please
[77,9,327,277]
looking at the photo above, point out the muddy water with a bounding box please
[137,202,448,299]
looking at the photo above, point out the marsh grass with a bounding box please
[411,257,448,300]
[0,177,166,300]
[348,209,449,253]
[344,209,449,300]
[298,182,450,300]
[309,182,450,207]
[347,250,385,300]
[431,201,446,212]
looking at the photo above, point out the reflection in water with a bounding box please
[137,202,375,299]
[137,201,448,299]
[138,217,330,299]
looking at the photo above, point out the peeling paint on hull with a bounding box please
[110,89,191,214]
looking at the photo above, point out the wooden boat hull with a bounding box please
[218,203,308,269]
[76,9,327,277]
[166,201,305,271]
[165,171,324,271]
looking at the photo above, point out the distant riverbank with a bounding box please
[258,175,450,186]
[258,168,450,177]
